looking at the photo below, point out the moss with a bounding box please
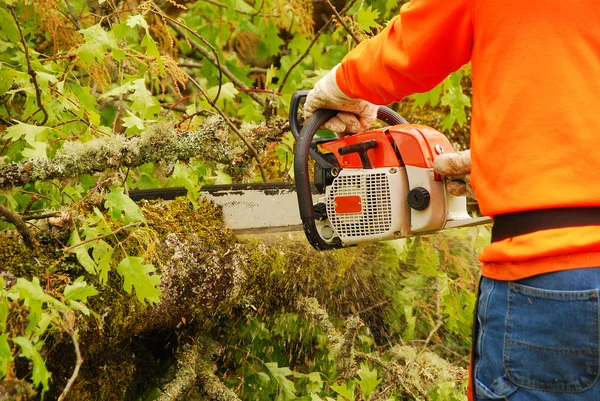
[1,193,397,400]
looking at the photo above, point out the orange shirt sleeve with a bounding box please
[336,0,473,105]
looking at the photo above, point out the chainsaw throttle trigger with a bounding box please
[337,140,378,169]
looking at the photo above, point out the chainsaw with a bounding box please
[289,90,490,249]
[129,91,491,247]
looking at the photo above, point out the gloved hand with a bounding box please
[303,65,378,135]
[433,149,473,197]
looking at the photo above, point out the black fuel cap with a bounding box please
[408,187,430,210]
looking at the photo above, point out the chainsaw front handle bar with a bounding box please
[289,90,408,250]
[289,90,408,140]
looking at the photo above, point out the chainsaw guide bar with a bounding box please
[129,183,319,234]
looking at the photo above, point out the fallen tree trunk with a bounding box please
[1,195,386,400]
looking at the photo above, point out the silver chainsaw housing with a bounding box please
[315,166,483,246]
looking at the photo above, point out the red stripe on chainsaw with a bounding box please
[335,196,362,213]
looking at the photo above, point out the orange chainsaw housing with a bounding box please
[320,124,456,170]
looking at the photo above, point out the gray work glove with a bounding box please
[303,65,378,136]
[433,149,473,197]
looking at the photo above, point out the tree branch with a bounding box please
[0,118,243,189]
[0,204,33,247]
[8,5,49,126]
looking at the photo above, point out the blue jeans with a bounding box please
[474,268,600,400]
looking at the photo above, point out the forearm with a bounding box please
[336,0,473,105]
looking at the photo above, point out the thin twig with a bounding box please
[199,0,276,17]
[76,178,112,207]
[186,75,267,182]
[422,320,444,350]
[163,93,203,116]
[8,5,49,126]
[325,0,361,45]
[63,0,82,30]
[178,61,204,69]
[0,204,33,247]
[22,212,61,221]
[238,88,281,95]
[57,311,83,401]
[63,222,141,253]
[278,0,358,93]
[168,23,266,107]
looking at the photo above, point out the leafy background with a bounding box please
[0,0,478,400]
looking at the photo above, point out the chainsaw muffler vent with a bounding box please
[325,168,406,243]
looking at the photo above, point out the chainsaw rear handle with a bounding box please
[291,90,408,250]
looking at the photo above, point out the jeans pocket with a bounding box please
[504,282,600,392]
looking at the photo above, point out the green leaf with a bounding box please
[357,6,380,32]
[260,22,285,55]
[97,248,114,285]
[440,71,471,131]
[12,278,63,337]
[0,333,12,378]
[239,102,263,122]
[412,82,443,109]
[0,7,19,42]
[104,186,146,224]
[170,162,201,205]
[0,296,7,333]
[69,84,98,111]
[122,111,146,132]
[116,257,162,305]
[357,363,382,397]
[129,79,161,119]
[265,362,296,400]
[68,300,91,316]
[64,277,99,302]
[21,141,47,159]
[78,24,118,64]
[207,82,238,104]
[3,122,49,146]
[126,14,149,30]
[13,336,51,391]
[0,69,17,95]
[211,170,232,185]
[67,229,97,274]
[141,33,161,59]
[331,382,355,401]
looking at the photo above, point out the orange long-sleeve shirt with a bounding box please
[336,0,600,280]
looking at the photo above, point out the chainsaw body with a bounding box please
[290,90,488,250]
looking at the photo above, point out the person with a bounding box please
[303,0,600,400]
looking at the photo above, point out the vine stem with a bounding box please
[186,75,268,182]
[8,5,49,126]
[57,311,83,401]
